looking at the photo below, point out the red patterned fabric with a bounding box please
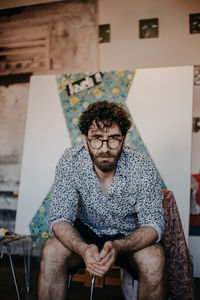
[192,174,200,191]
[162,190,195,300]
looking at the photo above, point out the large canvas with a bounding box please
[29,70,166,239]
[15,67,193,243]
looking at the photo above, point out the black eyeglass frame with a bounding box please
[87,137,123,150]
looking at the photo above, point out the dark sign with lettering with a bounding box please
[66,72,103,96]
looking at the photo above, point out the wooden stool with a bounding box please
[66,266,121,299]
[66,271,96,300]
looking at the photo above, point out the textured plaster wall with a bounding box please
[0,83,29,191]
[0,83,29,230]
[0,0,98,75]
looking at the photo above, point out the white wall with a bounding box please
[15,75,70,234]
[190,85,200,276]
[191,85,200,174]
[126,66,193,241]
[98,0,200,70]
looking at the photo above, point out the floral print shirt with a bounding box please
[48,146,164,241]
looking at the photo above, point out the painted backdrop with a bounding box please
[29,70,166,239]
[15,67,193,243]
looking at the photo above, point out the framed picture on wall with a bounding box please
[194,65,200,85]
[193,118,200,132]
[139,18,159,39]
[189,13,200,34]
[99,24,110,43]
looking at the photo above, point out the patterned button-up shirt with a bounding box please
[48,146,164,241]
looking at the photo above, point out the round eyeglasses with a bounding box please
[87,137,122,150]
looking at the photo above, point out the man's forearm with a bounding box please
[52,221,88,257]
[53,221,107,276]
[113,226,158,254]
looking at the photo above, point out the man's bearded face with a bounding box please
[86,121,124,173]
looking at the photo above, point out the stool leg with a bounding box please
[66,274,72,300]
[23,240,32,293]
[8,253,21,300]
[90,276,96,300]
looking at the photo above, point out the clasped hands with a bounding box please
[83,241,117,277]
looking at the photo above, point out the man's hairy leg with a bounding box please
[38,236,82,300]
[130,244,167,300]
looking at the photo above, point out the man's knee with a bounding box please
[40,236,82,273]
[38,237,73,299]
[41,237,72,268]
[132,244,166,282]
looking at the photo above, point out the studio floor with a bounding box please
[0,256,125,300]
[0,256,200,300]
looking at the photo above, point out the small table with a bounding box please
[0,235,43,300]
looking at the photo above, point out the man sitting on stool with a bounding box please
[38,100,167,300]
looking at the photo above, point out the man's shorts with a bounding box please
[74,218,136,278]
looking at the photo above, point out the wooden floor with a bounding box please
[0,256,125,300]
[0,255,200,300]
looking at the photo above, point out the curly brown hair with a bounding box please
[78,100,132,136]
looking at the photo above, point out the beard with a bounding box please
[88,146,123,173]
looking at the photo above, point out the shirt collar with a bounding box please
[115,149,128,177]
